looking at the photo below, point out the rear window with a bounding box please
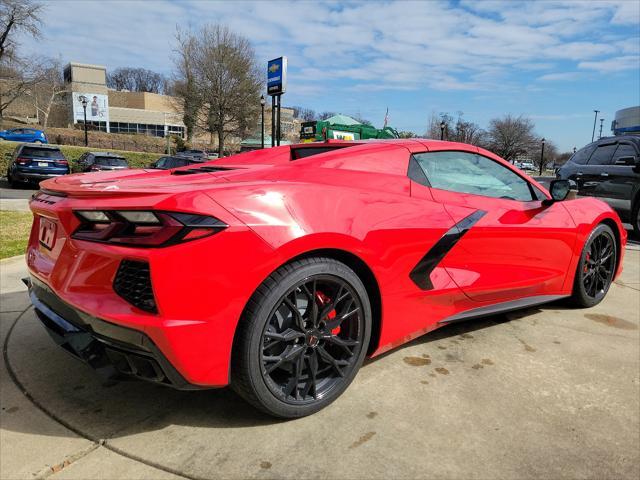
[569,145,596,165]
[291,146,347,160]
[94,156,128,166]
[21,147,64,159]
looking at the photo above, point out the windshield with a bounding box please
[94,156,128,166]
[21,147,64,159]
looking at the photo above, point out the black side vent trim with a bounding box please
[409,210,487,290]
[113,260,157,313]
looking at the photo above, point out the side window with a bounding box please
[612,144,637,165]
[587,144,617,165]
[412,151,535,201]
[570,145,596,165]
[407,155,430,186]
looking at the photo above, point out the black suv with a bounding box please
[76,152,129,172]
[6,143,70,188]
[557,135,639,233]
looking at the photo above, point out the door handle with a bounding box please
[600,172,609,177]
[577,171,583,176]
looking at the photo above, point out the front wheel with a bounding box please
[232,257,371,418]
[569,223,617,308]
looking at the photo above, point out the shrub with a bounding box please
[0,141,163,174]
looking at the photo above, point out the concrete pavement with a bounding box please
[1,251,638,480]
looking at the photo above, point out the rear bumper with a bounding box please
[27,275,204,390]
[13,171,67,182]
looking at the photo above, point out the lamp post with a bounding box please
[539,137,546,176]
[598,118,604,139]
[440,121,446,140]
[260,95,265,149]
[79,96,88,146]
[591,109,599,142]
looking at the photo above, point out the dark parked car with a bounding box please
[6,143,69,187]
[76,152,129,172]
[148,155,204,170]
[557,135,640,233]
[176,149,219,160]
[0,127,48,143]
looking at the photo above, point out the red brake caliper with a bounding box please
[315,291,339,335]
[584,252,590,273]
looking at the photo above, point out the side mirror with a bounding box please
[544,179,574,205]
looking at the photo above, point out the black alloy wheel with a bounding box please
[260,275,364,403]
[570,223,617,307]
[232,257,371,418]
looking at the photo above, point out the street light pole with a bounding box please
[599,118,604,139]
[440,121,445,140]
[260,95,265,149]
[79,96,88,147]
[591,110,600,142]
[539,137,546,176]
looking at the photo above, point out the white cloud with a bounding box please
[579,55,640,72]
[13,0,639,96]
[538,72,582,81]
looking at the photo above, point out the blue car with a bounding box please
[0,127,48,143]
[6,143,69,188]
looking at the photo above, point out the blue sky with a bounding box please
[19,0,640,151]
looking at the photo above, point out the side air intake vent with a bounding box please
[113,260,157,313]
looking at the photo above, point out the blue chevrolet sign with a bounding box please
[267,56,287,96]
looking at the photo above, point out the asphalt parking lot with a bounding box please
[1,246,638,480]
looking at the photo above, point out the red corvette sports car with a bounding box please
[26,139,626,417]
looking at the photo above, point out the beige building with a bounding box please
[62,62,185,138]
[4,62,300,147]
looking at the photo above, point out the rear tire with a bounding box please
[6,171,16,188]
[232,257,371,418]
[569,224,617,308]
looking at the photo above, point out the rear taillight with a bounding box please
[56,159,68,167]
[72,210,227,247]
[16,157,31,165]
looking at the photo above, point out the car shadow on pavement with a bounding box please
[1,287,549,441]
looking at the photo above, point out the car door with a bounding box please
[411,148,577,303]
[597,142,639,219]
[580,141,617,198]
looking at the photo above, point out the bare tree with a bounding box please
[426,111,486,146]
[106,67,166,93]
[177,24,261,156]
[0,0,43,127]
[27,57,67,128]
[318,111,337,120]
[0,0,42,62]
[486,114,538,163]
[172,28,200,141]
[291,106,316,122]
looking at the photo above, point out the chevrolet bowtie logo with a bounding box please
[269,63,279,73]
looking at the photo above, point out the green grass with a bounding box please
[0,141,163,174]
[0,210,33,259]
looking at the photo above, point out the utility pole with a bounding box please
[598,118,604,139]
[591,110,599,142]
